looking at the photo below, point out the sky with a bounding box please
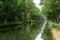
[33,0,40,3]
[33,0,42,10]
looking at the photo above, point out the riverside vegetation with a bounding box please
[40,0,60,40]
[0,0,60,40]
[0,0,45,40]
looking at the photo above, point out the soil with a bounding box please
[51,28,60,40]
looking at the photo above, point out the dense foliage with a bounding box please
[0,0,45,40]
[40,0,60,40]
[42,26,53,40]
[40,0,60,22]
[0,0,44,31]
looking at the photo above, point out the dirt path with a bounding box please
[51,28,60,40]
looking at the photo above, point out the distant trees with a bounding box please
[0,0,18,23]
[0,0,44,32]
[0,0,46,40]
[40,0,60,22]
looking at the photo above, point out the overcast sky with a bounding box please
[33,0,42,10]
[33,0,40,3]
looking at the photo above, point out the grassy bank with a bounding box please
[42,25,53,40]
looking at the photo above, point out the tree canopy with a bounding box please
[0,0,44,32]
[40,0,60,22]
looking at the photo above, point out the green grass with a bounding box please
[42,25,53,40]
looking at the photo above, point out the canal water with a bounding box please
[33,0,47,40]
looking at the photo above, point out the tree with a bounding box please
[40,0,60,22]
[0,0,45,40]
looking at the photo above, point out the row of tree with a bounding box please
[0,0,44,32]
[40,0,60,23]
